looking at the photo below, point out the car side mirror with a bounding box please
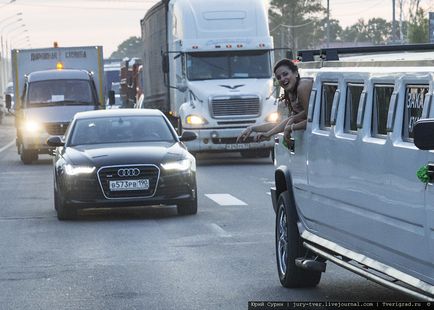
[5,94,12,110]
[46,136,65,147]
[413,118,434,150]
[179,131,197,142]
[108,90,115,106]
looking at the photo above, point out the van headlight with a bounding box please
[161,159,191,171]
[24,121,43,132]
[186,114,208,125]
[265,112,280,123]
[65,164,95,175]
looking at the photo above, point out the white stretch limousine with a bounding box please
[271,44,434,301]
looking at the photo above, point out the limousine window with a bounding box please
[403,85,428,141]
[371,84,394,137]
[344,83,364,133]
[320,82,338,129]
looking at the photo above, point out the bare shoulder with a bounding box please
[297,78,313,99]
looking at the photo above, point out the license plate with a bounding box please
[109,179,149,191]
[226,143,250,150]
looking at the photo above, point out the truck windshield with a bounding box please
[186,51,271,80]
[28,79,94,105]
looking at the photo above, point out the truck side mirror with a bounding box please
[414,118,434,150]
[176,79,188,93]
[108,90,115,106]
[5,94,12,110]
[162,54,169,73]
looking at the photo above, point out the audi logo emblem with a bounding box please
[117,168,140,177]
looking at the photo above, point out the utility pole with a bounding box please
[326,0,330,47]
[392,0,396,43]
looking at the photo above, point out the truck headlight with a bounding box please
[161,159,191,171]
[24,121,43,132]
[265,112,280,123]
[186,114,208,125]
[65,164,95,175]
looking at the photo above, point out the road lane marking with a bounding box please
[205,193,247,206]
[207,223,232,238]
[0,140,15,154]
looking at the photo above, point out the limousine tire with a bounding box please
[276,191,321,288]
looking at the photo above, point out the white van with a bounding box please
[270,45,434,301]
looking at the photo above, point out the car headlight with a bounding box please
[161,159,191,171]
[24,121,43,132]
[64,164,95,175]
[265,111,280,123]
[186,114,208,125]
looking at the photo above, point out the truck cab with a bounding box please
[15,69,100,164]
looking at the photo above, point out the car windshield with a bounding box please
[69,115,176,146]
[186,50,272,80]
[28,79,94,105]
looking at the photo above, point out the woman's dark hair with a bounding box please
[273,58,300,108]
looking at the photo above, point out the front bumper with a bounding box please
[183,127,274,152]
[21,133,55,154]
[59,169,197,209]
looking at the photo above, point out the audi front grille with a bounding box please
[97,164,160,199]
[211,96,260,118]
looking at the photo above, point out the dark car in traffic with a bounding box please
[47,109,197,220]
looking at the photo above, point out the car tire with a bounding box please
[55,189,77,221]
[275,191,321,288]
[177,196,198,215]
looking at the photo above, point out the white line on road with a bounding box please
[0,140,15,154]
[205,193,247,206]
[207,223,232,238]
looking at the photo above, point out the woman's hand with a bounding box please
[237,126,254,143]
[255,132,271,142]
[283,123,293,144]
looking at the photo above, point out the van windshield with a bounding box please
[28,79,95,106]
[186,50,271,80]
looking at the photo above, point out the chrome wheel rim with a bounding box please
[277,203,288,276]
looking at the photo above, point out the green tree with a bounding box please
[366,18,392,45]
[312,18,343,47]
[407,7,428,43]
[269,0,325,54]
[110,36,143,59]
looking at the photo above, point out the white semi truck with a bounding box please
[140,0,278,157]
[10,45,104,164]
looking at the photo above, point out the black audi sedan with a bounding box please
[47,109,197,220]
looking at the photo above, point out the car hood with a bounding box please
[64,142,187,167]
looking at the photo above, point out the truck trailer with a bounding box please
[140,0,278,157]
[10,45,104,164]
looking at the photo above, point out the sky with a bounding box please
[0,0,432,58]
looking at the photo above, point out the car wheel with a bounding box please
[20,145,37,164]
[276,191,321,288]
[55,190,77,221]
[177,196,198,215]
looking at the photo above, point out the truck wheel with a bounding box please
[177,196,198,215]
[55,191,77,220]
[20,146,37,164]
[276,191,321,288]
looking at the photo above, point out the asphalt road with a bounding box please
[0,115,415,309]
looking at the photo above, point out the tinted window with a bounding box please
[186,50,271,80]
[69,116,175,146]
[403,85,428,141]
[371,84,394,136]
[344,84,364,132]
[320,83,337,129]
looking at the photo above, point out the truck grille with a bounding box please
[97,165,160,199]
[44,122,69,135]
[211,96,260,118]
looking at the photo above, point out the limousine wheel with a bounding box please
[276,191,321,288]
